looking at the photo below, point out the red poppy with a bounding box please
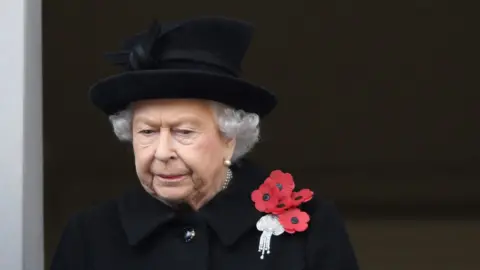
[278,208,310,233]
[264,170,295,198]
[251,182,281,213]
[269,196,294,215]
[291,188,314,207]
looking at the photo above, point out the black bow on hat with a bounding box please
[89,17,277,117]
[105,21,163,70]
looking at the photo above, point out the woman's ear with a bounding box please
[224,137,236,161]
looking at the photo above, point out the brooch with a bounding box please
[251,170,314,259]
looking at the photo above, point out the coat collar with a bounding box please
[118,160,268,246]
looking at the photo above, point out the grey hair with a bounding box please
[108,101,260,161]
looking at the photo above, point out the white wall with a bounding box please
[0,0,44,269]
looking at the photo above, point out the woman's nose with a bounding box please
[154,129,176,161]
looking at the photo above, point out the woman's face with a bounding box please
[131,99,235,206]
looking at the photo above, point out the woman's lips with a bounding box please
[156,174,186,182]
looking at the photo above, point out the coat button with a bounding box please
[183,227,196,243]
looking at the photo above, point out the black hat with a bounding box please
[89,17,277,117]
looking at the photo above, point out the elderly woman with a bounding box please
[51,17,359,270]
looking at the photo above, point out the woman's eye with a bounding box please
[175,129,193,135]
[139,129,156,135]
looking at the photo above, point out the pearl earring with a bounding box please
[224,159,231,167]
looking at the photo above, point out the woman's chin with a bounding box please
[151,184,192,202]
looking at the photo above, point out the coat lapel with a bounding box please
[200,160,267,246]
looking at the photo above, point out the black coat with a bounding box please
[51,160,359,270]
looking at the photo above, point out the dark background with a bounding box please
[43,1,480,269]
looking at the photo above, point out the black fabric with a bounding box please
[51,160,360,270]
[89,17,277,117]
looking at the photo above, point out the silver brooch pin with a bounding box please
[256,214,285,259]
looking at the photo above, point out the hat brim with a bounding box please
[89,69,277,117]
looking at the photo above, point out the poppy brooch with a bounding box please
[251,170,314,259]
